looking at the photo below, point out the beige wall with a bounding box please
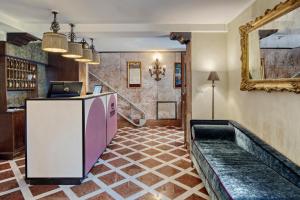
[191,0,300,166]
[227,0,300,165]
[191,33,229,120]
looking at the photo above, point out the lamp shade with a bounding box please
[42,32,68,53]
[208,71,220,81]
[75,48,93,62]
[62,42,83,58]
[88,52,100,65]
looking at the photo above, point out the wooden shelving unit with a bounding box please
[6,57,37,91]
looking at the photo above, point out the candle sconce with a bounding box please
[149,58,166,81]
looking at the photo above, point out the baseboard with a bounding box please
[145,119,182,127]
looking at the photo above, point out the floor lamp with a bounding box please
[208,71,220,120]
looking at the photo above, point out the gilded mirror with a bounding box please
[240,0,300,93]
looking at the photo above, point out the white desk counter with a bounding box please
[26,92,117,185]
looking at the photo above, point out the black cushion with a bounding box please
[192,125,235,141]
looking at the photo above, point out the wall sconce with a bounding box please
[149,58,166,81]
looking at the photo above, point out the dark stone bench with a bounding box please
[190,120,300,200]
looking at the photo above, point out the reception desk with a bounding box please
[25,92,117,185]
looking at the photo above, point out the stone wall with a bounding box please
[89,52,182,120]
[6,42,48,107]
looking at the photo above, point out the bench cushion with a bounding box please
[193,139,300,200]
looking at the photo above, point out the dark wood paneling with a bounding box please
[47,53,80,82]
[0,111,25,159]
[0,42,7,112]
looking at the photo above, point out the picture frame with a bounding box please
[127,61,142,88]
[174,62,182,88]
[157,101,177,120]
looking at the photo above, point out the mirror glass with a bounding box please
[248,7,300,80]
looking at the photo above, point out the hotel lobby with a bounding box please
[0,0,300,199]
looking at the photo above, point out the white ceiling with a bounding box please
[0,0,255,51]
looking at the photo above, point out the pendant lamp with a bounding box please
[62,24,83,58]
[42,11,68,53]
[88,38,100,65]
[75,38,93,62]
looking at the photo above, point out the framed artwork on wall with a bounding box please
[127,61,142,88]
[174,62,182,88]
[157,101,177,120]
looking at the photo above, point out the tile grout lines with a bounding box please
[0,126,209,200]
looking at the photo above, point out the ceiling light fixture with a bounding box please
[62,24,83,58]
[42,11,68,53]
[88,38,100,65]
[75,38,93,63]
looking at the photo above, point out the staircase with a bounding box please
[89,72,147,127]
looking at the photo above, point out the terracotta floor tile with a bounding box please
[108,158,130,167]
[137,172,163,186]
[140,159,162,168]
[15,159,25,166]
[29,185,59,196]
[131,144,148,151]
[71,180,100,197]
[170,149,187,156]
[136,193,159,200]
[199,186,209,195]
[143,148,161,156]
[107,144,123,150]
[121,164,145,176]
[39,191,69,200]
[155,182,186,199]
[176,174,202,188]
[98,171,125,185]
[124,134,138,139]
[156,166,180,177]
[121,140,138,146]
[100,152,118,160]
[113,181,143,198]
[156,153,176,162]
[127,153,146,161]
[0,179,19,193]
[156,138,170,143]
[168,141,184,147]
[172,159,191,169]
[113,137,127,142]
[0,170,15,181]
[90,164,111,175]
[144,141,160,146]
[116,148,134,155]
[185,194,206,200]
[135,138,149,143]
[156,144,173,151]
[19,167,25,175]
[146,135,160,140]
[0,190,24,200]
[87,192,114,200]
[0,163,10,171]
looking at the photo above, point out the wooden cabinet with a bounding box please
[0,110,25,159]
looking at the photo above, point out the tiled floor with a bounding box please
[0,126,209,200]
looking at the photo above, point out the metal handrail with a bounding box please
[88,71,146,127]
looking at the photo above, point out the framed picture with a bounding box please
[127,61,142,88]
[157,101,177,120]
[174,62,182,88]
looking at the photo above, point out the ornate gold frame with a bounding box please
[240,0,300,93]
[127,61,142,88]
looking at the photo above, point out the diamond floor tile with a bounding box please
[0,126,208,200]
